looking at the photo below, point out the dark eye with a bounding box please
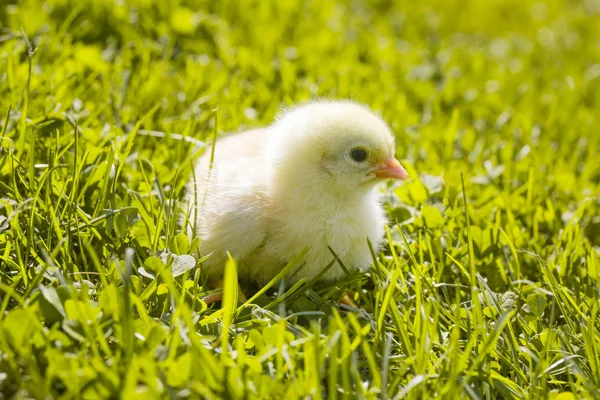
[350,148,368,162]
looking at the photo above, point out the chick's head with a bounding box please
[268,100,408,193]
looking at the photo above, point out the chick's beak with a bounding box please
[373,156,409,180]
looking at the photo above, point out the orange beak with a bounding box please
[373,156,409,180]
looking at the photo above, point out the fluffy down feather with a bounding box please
[185,100,408,284]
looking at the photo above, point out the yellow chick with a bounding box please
[186,100,408,286]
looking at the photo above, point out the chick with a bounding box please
[186,100,408,288]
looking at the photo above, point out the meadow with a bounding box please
[1,0,599,398]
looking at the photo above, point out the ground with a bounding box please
[0,0,599,398]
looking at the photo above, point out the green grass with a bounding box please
[1,0,599,398]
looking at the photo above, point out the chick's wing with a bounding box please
[187,129,269,277]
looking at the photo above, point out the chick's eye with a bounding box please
[350,148,368,162]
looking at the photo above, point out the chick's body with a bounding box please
[186,101,407,284]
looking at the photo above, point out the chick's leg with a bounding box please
[201,278,248,305]
[339,292,358,308]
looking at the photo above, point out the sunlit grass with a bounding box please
[1,0,599,398]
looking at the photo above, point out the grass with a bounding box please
[1,0,599,398]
